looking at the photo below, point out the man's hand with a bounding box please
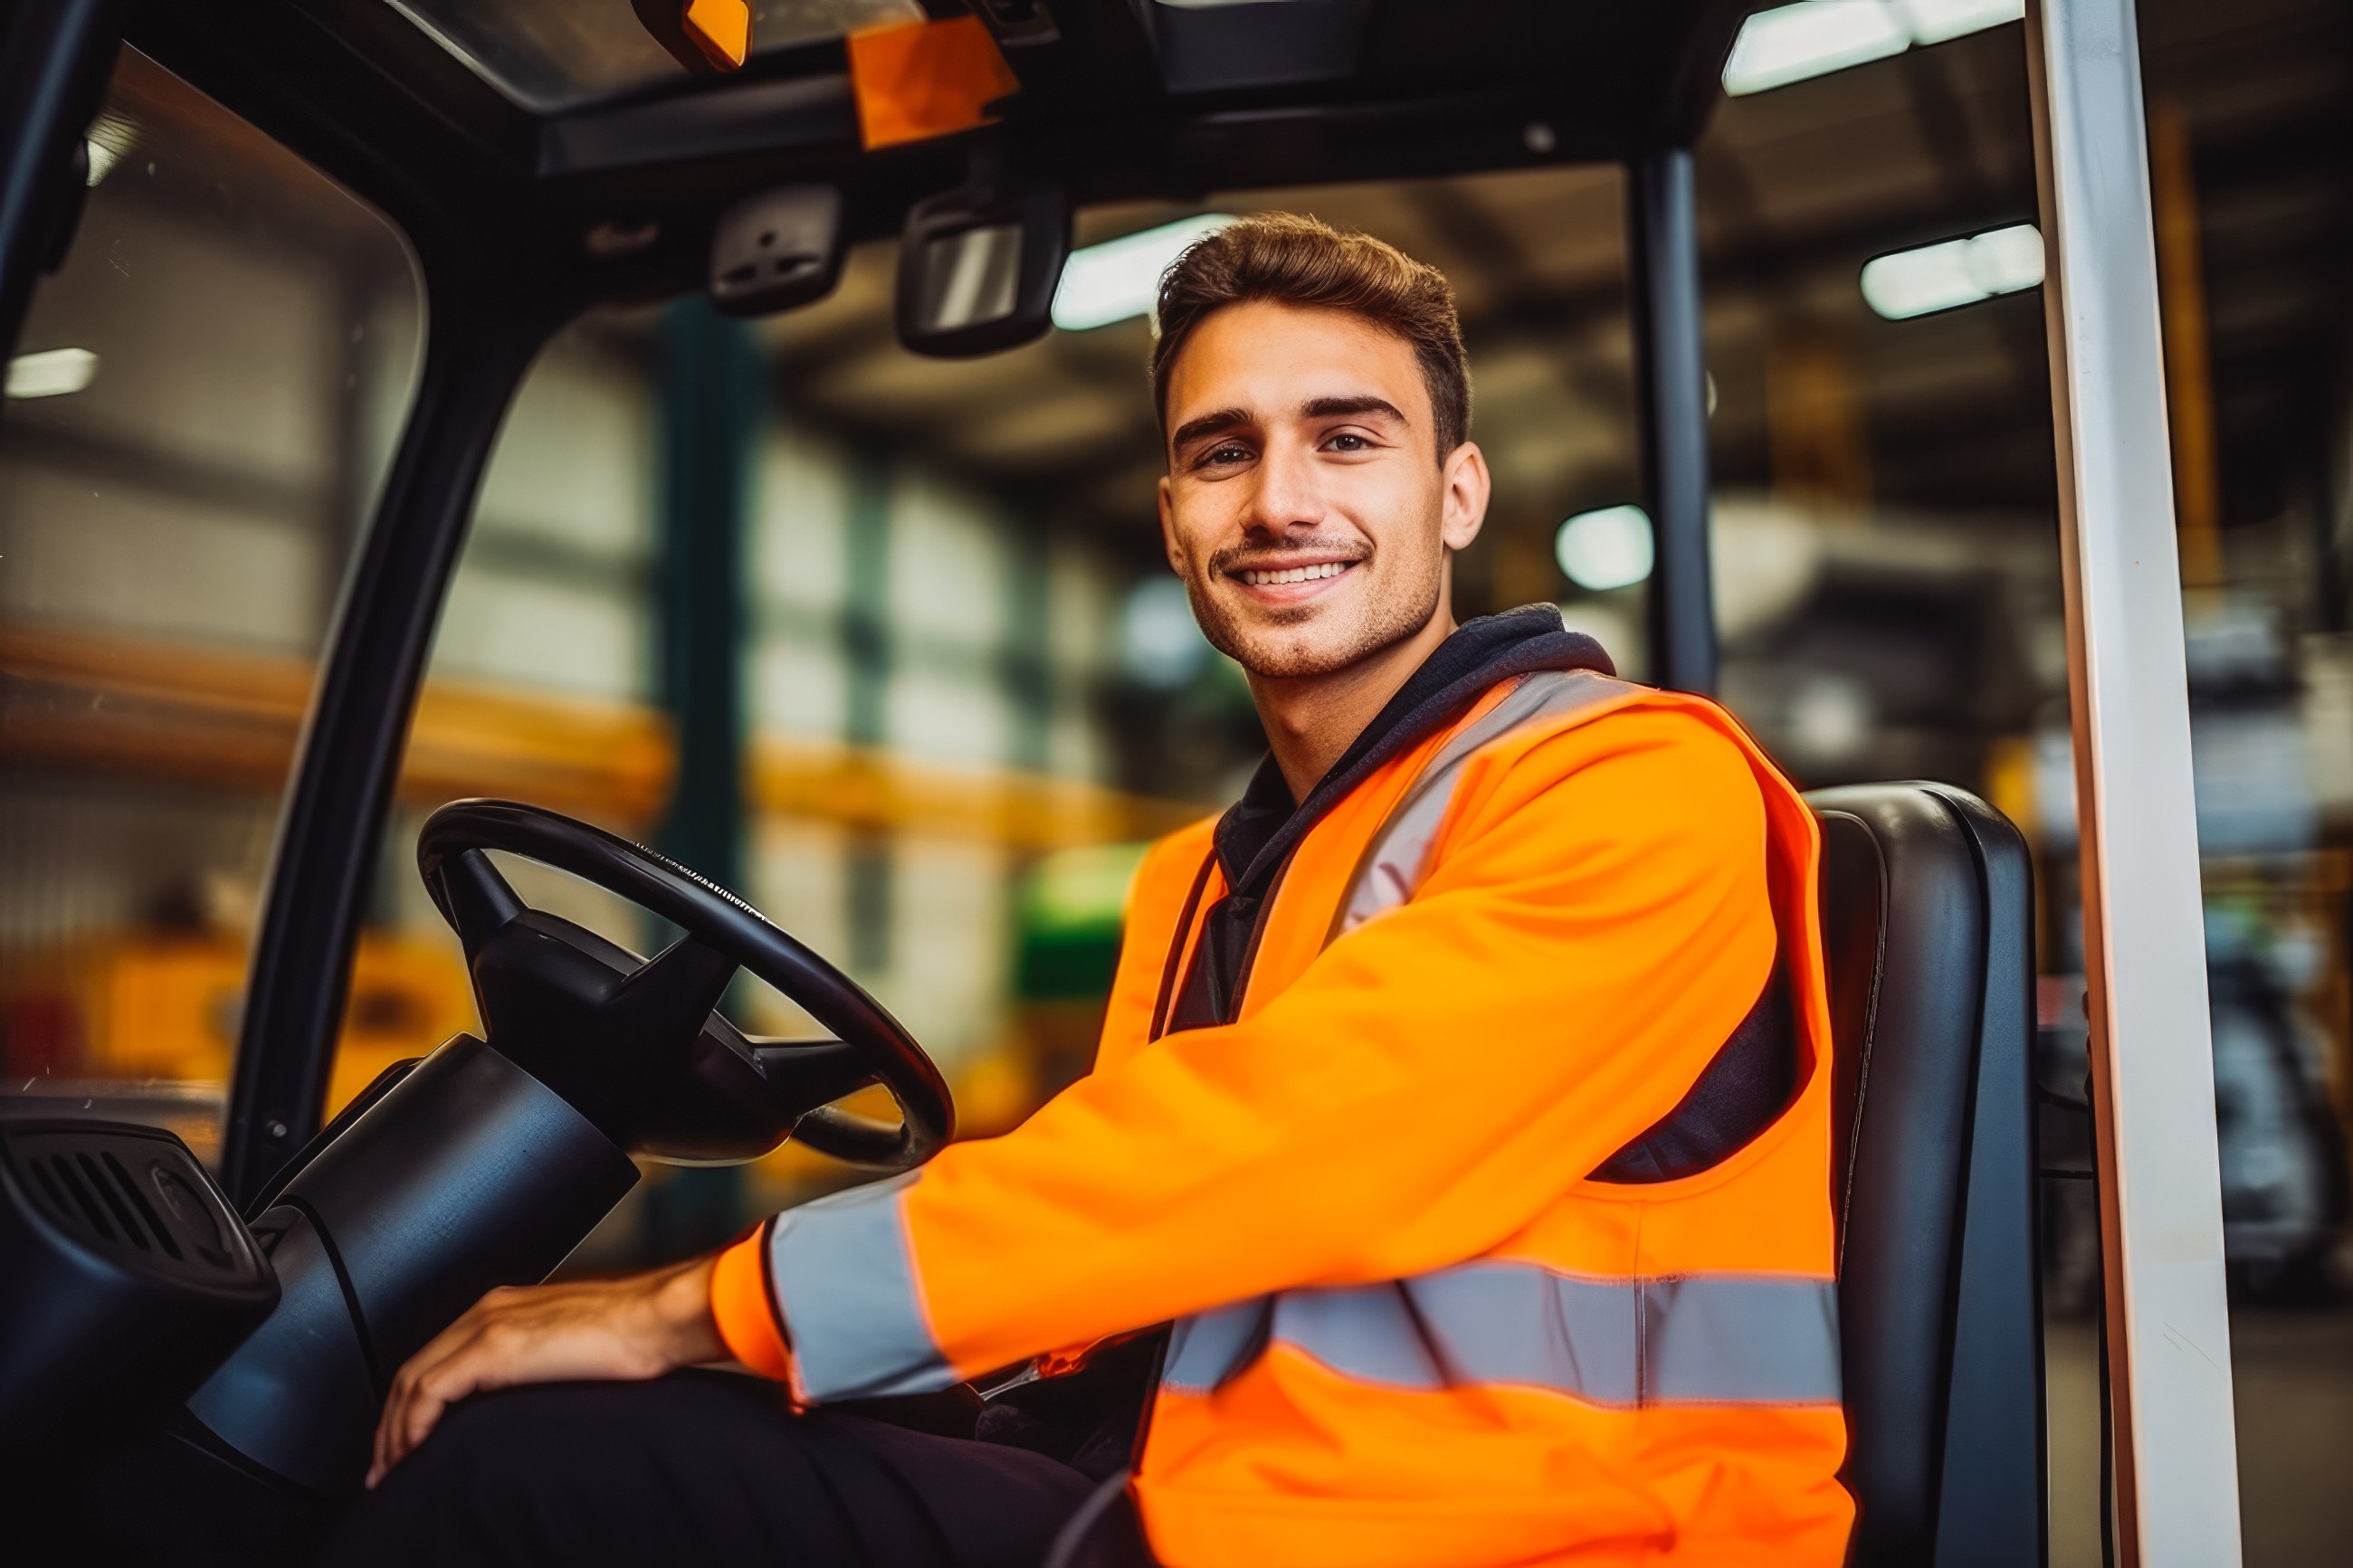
[367,1255,727,1488]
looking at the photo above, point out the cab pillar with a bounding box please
[1626,147,1716,697]
[2025,0,2243,1560]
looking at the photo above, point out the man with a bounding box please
[335,214,1851,1565]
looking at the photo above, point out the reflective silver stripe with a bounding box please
[1163,1261,1839,1409]
[767,1172,958,1402]
[1641,1273,1842,1405]
[1329,669,1633,939]
[1163,1297,1272,1394]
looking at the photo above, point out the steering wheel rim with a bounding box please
[416,799,952,1170]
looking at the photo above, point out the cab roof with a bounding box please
[124,0,1749,299]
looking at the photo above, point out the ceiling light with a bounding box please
[6,347,98,399]
[1052,214,1234,332]
[1786,671,1876,764]
[1860,223,2043,318]
[1721,0,2024,96]
[1556,505,1654,593]
[1120,575,1209,689]
[1722,0,1908,95]
[1896,0,2027,45]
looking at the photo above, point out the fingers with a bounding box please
[371,1326,499,1483]
[360,1263,729,1488]
[367,1300,495,1487]
[392,1371,458,1471]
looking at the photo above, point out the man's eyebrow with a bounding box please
[1169,406,1253,453]
[1302,395,1408,424]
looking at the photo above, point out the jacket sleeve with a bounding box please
[715,707,1780,1401]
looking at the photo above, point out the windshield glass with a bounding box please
[389,0,925,111]
[0,48,424,1164]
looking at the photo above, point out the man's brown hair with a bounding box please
[1151,213,1471,460]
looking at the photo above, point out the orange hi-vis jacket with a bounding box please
[714,629,1853,1565]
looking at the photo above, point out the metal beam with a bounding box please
[2024,3,2242,1563]
[1626,149,1716,694]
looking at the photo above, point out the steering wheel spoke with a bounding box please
[748,1038,880,1118]
[433,847,527,955]
[608,933,738,1038]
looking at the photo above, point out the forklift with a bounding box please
[0,1,2238,1563]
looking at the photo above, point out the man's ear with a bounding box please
[1440,442,1491,552]
[1157,474,1185,575]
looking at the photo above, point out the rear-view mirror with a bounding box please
[894,176,1069,358]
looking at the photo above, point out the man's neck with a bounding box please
[1248,607,1459,803]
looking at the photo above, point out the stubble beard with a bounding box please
[1185,544,1444,680]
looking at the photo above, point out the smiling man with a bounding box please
[335,214,1853,1568]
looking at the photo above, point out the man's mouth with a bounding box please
[1233,561,1354,587]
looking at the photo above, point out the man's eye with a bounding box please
[1326,433,1368,451]
[1202,442,1252,465]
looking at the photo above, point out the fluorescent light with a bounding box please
[6,347,98,399]
[1860,223,2043,318]
[1722,1,1909,96]
[1721,0,2024,96]
[1052,214,1234,332]
[1895,0,2026,45]
[1556,506,1654,592]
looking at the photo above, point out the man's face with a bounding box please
[1157,299,1488,680]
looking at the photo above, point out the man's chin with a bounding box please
[1192,575,1443,682]
[1224,623,1408,681]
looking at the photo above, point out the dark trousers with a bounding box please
[321,1371,1100,1568]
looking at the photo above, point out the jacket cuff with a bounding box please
[769,1173,959,1402]
[710,1218,795,1385]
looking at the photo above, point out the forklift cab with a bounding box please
[0,1,2239,1563]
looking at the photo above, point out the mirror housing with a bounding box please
[894,176,1069,358]
[710,185,843,317]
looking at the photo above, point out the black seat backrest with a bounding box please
[1805,783,2043,1566]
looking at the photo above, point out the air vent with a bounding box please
[0,1118,280,1449]
[80,1150,151,1251]
[33,1147,182,1256]
[9,1126,246,1277]
[32,1149,110,1240]
[148,1162,227,1268]
[107,1149,182,1260]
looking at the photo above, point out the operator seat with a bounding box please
[1808,782,2043,1564]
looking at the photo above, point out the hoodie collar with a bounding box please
[1211,604,1616,896]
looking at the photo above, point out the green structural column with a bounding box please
[658,299,761,891]
[649,297,763,1257]
[843,448,893,978]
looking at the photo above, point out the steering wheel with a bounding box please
[414,799,952,1171]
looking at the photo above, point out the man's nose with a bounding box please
[1243,442,1325,537]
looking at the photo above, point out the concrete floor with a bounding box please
[2045,1311,2353,1566]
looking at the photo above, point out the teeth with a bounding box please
[1242,562,1347,586]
